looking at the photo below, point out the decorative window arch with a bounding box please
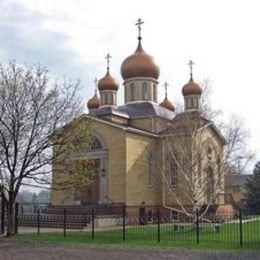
[89,136,103,151]
[87,132,108,152]
[203,140,217,162]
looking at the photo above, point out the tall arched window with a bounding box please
[170,156,178,186]
[153,84,157,102]
[142,82,148,100]
[206,166,214,203]
[147,151,153,187]
[130,83,135,101]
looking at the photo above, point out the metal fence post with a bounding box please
[91,208,95,240]
[157,209,161,243]
[122,206,126,241]
[63,208,67,238]
[239,208,243,246]
[196,209,199,244]
[37,208,40,236]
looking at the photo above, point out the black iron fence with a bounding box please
[1,204,260,247]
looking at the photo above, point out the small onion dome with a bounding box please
[87,92,100,109]
[159,96,175,111]
[182,76,202,96]
[120,41,160,80]
[98,71,119,91]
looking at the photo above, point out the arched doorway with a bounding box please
[73,135,108,205]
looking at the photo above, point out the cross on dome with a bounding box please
[188,60,194,77]
[94,78,98,93]
[105,53,112,71]
[135,18,144,40]
[163,82,169,97]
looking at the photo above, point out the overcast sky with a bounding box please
[1,0,259,170]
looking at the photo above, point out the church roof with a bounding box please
[89,101,175,120]
[160,111,226,145]
[119,102,175,119]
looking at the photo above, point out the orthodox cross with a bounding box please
[188,60,194,77]
[105,53,112,71]
[163,82,169,98]
[135,18,144,39]
[94,78,98,93]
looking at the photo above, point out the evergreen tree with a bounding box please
[245,161,260,213]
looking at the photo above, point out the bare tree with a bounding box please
[200,78,222,121]
[160,112,225,222]
[159,79,254,221]
[221,114,255,175]
[0,61,90,236]
[200,79,255,175]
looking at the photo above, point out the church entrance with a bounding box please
[73,135,108,205]
[81,158,107,204]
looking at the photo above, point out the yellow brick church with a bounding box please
[51,19,226,215]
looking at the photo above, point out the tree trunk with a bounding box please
[6,198,15,236]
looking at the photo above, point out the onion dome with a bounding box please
[182,60,202,96]
[121,41,160,80]
[159,96,175,111]
[120,18,160,80]
[160,82,175,111]
[98,70,119,91]
[98,53,119,91]
[182,76,202,96]
[87,90,100,109]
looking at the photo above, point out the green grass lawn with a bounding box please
[11,219,260,251]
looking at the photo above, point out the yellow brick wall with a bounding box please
[125,132,158,206]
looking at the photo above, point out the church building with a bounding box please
[51,19,226,216]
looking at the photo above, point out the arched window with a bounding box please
[130,83,135,101]
[142,82,148,100]
[147,150,153,187]
[107,94,111,104]
[206,166,214,203]
[104,93,108,104]
[73,136,103,154]
[207,146,212,160]
[186,98,191,109]
[170,156,178,186]
[153,84,157,102]
[89,136,103,151]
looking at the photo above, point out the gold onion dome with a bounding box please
[121,18,160,80]
[87,91,100,109]
[98,70,119,91]
[182,60,202,96]
[159,96,175,111]
[121,41,160,80]
[182,76,202,96]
